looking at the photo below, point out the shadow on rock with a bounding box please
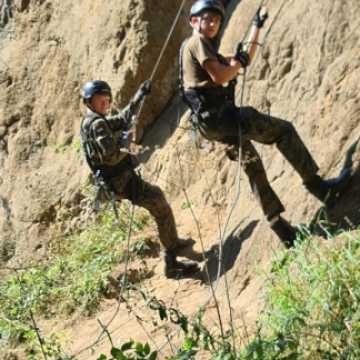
[202,220,259,284]
[138,97,188,164]
[311,138,360,235]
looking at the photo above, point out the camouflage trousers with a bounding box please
[199,105,319,220]
[110,169,179,250]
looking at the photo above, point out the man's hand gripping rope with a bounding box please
[234,6,269,68]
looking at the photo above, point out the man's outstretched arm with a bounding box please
[114,80,152,129]
[203,7,268,85]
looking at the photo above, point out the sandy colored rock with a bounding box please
[0,0,191,265]
[0,0,360,358]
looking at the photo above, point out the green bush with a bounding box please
[244,229,360,359]
[0,208,148,355]
[98,341,158,360]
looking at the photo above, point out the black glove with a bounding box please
[234,42,250,67]
[139,79,151,96]
[253,7,268,28]
[124,79,152,122]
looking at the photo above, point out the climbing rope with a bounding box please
[203,0,298,348]
[171,0,283,348]
[208,0,270,330]
[133,0,187,129]
[169,3,264,344]
[149,0,187,82]
[73,2,189,356]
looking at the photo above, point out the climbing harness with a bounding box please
[80,115,121,221]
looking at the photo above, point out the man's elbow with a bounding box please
[211,74,227,85]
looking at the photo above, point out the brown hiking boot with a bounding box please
[225,144,239,161]
[305,168,352,207]
[163,251,200,279]
[270,216,296,248]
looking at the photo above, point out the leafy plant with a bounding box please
[98,341,157,360]
[0,207,149,356]
[243,229,360,359]
[181,201,192,210]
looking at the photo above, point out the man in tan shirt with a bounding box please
[180,0,351,247]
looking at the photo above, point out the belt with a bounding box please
[96,156,134,179]
[184,86,233,114]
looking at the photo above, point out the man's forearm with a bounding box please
[245,25,260,63]
[245,6,268,63]
[118,80,151,126]
[113,89,145,128]
[204,59,242,85]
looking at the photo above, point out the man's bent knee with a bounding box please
[272,119,296,144]
[238,106,258,121]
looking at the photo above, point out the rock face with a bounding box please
[0,0,360,356]
[141,0,360,317]
[0,0,190,266]
[148,0,360,212]
[0,0,359,301]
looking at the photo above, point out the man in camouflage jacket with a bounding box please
[80,80,198,278]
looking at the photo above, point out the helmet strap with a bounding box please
[198,15,206,34]
[84,99,96,113]
[191,15,203,34]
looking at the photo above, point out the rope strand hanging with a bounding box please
[133,0,188,127]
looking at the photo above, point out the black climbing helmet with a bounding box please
[190,0,225,21]
[80,80,112,103]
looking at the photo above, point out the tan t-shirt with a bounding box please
[182,33,219,89]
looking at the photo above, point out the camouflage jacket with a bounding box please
[80,84,147,169]
[81,110,132,168]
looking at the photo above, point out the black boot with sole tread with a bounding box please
[163,251,200,279]
[270,216,297,248]
[305,168,352,207]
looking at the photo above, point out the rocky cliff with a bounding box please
[0,0,360,357]
[140,0,360,342]
[0,0,190,266]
